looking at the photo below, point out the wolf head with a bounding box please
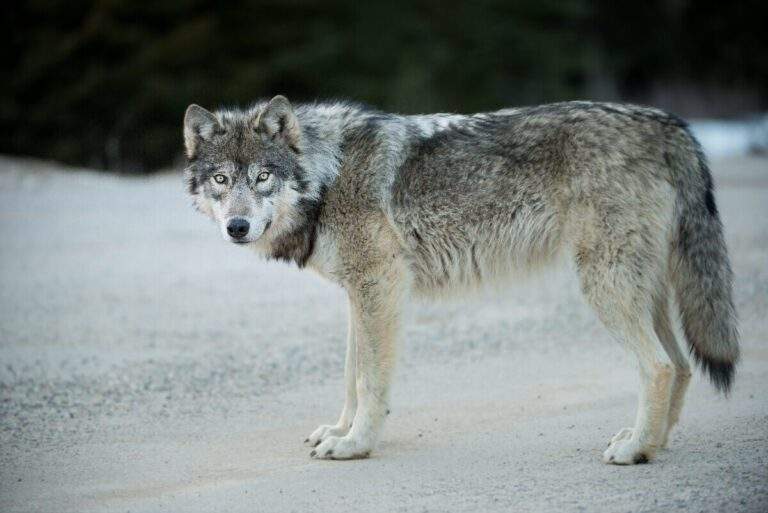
[183,96,323,263]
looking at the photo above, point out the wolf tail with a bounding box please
[669,135,739,394]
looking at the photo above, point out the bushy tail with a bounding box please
[670,140,740,394]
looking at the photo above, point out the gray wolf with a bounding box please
[183,96,739,464]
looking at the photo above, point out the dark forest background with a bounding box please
[3,0,767,173]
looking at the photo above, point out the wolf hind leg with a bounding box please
[575,222,675,464]
[652,287,692,448]
[600,314,674,464]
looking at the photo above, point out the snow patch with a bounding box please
[689,115,768,159]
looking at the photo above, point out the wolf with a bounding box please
[183,95,739,464]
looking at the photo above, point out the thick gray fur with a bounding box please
[184,97,739,463]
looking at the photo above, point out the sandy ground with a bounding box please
[1,155,766,513]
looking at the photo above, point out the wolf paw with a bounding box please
[606,427,634,447]
[603,429,652,465]
[305,423,350,447]
[310,435,372,460]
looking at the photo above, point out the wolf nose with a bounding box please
[227,218,250,239]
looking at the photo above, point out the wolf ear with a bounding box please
[184,104,220,158]
[257,95,301,151]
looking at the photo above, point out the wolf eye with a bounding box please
[256,171,270,182]
[213,174,227,184]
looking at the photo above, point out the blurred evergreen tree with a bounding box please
[1,0,765,172]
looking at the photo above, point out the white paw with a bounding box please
[608,427,634,446]
[603,428,651,465]
[310,434,372,460]
[305,423,351,447]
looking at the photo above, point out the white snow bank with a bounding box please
[689,114,768,159]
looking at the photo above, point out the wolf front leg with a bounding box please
[305,299,358,447]
[311,266,406,460]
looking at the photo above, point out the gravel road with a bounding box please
[1,155,766,512]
